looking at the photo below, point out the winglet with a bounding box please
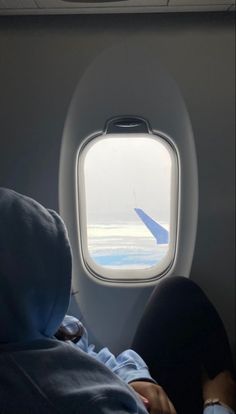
[134,208,169,244]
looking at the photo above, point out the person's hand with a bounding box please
[202,370,236,412]
[129,381,177,414]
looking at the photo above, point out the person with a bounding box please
[131,276,236,414]
[0,187,235,414]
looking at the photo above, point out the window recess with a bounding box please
[78,117,179,283]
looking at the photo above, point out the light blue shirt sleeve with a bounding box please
[204,406,235,414]
[76,317,155,384]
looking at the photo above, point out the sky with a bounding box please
[81,133,173,227]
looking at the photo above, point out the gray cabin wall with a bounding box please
[0,13,235,353]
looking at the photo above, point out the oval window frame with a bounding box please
[77,117,180,283]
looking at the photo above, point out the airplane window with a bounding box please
[78,133,178,282]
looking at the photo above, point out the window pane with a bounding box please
[78,133,178,280]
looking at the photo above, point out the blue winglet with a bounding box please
[134,208,169,244]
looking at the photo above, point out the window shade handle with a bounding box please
[105,116,150,134]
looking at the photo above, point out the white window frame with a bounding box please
[77,129,179,283]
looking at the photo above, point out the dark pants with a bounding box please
[132,276,234,414]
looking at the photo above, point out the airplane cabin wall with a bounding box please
[0,12,235,355]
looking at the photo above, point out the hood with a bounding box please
[0,188,72,344]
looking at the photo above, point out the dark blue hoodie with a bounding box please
[0,188,148,414]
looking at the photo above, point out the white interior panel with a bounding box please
[59,43,198,352]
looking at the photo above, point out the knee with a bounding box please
[148,276,205,308]
[158,275,199,294]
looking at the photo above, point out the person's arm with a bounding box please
[202,371,236,414]
[56,315,155,383]
[89,347,155,384]
[62,314,154,384]
[62,315,176,413]
[129,380,177,414]
[204,405,235,414]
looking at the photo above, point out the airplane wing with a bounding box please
[134,208,169,244]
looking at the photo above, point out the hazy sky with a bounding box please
[81,134,174,226]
